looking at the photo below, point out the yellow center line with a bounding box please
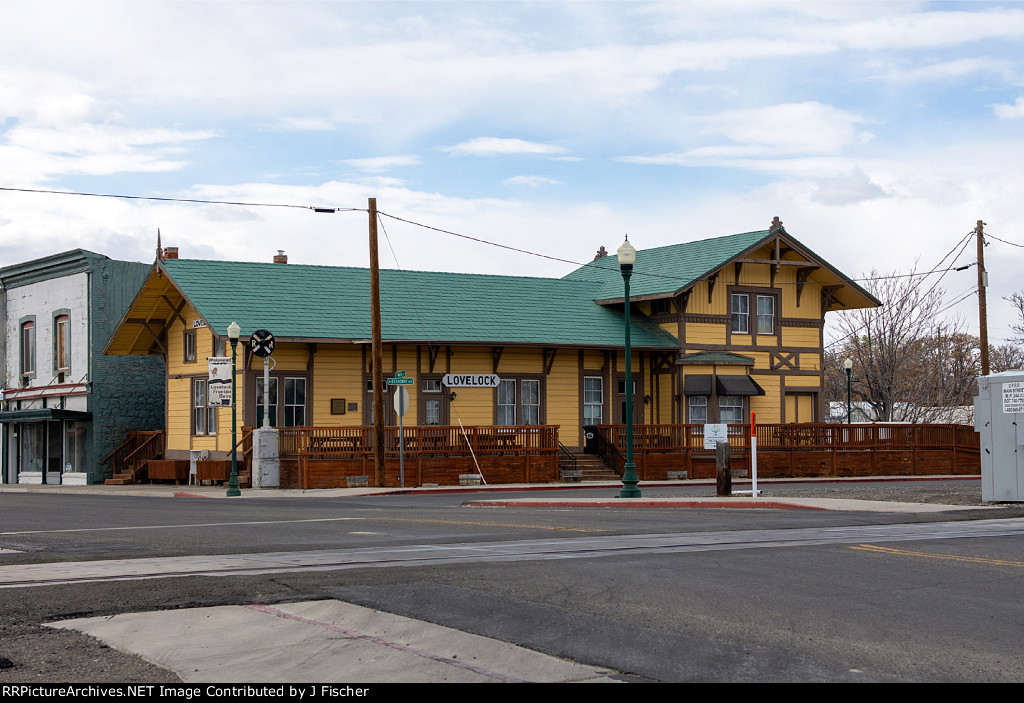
[848,544,1024,567]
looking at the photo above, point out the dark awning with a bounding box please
[0,408,92,423]
[683,374,712,395]
[716,375,765,397]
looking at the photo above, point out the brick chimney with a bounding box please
[163,246,179,259]
[273,250,288,264]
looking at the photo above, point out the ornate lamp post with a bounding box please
[618,237,641,498]
[844,357,854,425]
[226,321,241,497]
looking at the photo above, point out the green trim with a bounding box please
[678,351,755,365]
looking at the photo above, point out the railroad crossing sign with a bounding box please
[249,329,275,358]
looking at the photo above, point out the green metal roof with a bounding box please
[160,259,679,349]
[564,230,773,300]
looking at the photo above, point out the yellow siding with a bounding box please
[801,353,821,371]
[781,327,819,348]
[546,352,579,433]
[312,346,364,427]
[750,376,781,423]
[687,323,726,345]
[784,376,821,389]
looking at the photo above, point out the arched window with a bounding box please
[20,320,35,380]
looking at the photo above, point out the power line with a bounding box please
[1,183,973,291]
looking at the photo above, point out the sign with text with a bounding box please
[703,423,728,449]
[1003,382,1024,414]
[442,374,501,388]
[207,357,232,406]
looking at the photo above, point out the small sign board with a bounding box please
[1003,382,1024,414]
[442,374,501,388]
[703,423,728,449]
[395,370,406,378]
[250,329,275,358]
[387,377,414,386]
[206,357,232,406]
[393,387,410,416]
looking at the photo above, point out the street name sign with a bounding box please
[442,374,501,388]
[387,377,414,386]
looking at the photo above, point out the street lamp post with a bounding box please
[844,357,853,425]
[226,321,241,497]
[618,237,641,499]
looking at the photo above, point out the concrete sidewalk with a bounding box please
[50,600,621,683]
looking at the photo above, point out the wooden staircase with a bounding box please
[103,430,165,485]
[574,453,620,482]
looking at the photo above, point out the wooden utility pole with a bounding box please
[369,198,385,487]
[977,220,990,376]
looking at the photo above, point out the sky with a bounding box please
[1,0,1023,347]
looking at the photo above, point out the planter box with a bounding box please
[148,460,189,482]
[346,475,369,488]
[459,473,482,486]
[196,460,230,482]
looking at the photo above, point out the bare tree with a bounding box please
[1006,292,1024,344]
[991,342,1024,373]
[826,268,972,422]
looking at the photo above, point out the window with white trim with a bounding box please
[497,380,516,425]
[720,395,744,424]
[522,380,540,425]
[756,295,775,335]
[583,376,603,424]
[193,378,216,435]
[730,294,748,333]
[688,395,708,424]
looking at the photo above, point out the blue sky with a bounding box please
[2,1,1024,344]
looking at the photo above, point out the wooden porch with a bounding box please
[594,423,981,480]
[276,424,560,489]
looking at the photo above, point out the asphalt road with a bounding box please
[2,479,1024,683]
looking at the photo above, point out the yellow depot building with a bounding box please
[105,218,879,487]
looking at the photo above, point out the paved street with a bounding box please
[2,478,1024,683]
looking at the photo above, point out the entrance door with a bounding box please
[615,377,641,425]
[46,421,63,484]
[785,392,816,423]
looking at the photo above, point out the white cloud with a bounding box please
[503,175,563,188]
[811,169,890,206]
[878,57,1017,83]
[994,97,1024,119]
[440,138,569,157]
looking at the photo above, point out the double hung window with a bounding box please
[730,294,748,333]
[719,395,744,424]
[497,378,542,425]
[732,292,776,335]
[583,377,603,424]
[193,379,216,435]
[20,320,35,380]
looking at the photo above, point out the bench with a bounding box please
[560,469,583,483]
[346,475,369,488]
[459,473,482,486]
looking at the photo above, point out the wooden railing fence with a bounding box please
[596,422,979,479]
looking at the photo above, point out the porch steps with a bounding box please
[572,454,620,482]
[105,457,152,485]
